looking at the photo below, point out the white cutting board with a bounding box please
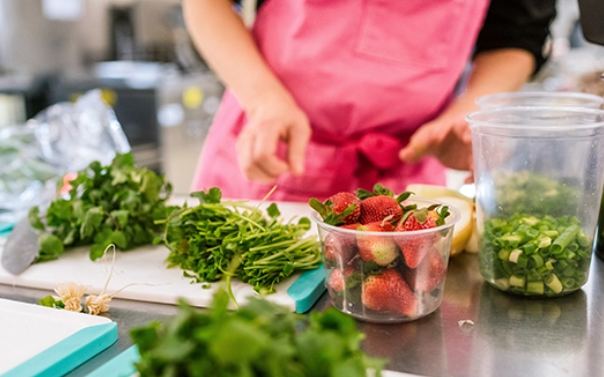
[0,202,325,313]
[0,298,117,377]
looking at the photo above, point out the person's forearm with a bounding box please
[443,48,535,116]
[183,0,292,114]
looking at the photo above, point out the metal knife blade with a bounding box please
[1,217,40,275]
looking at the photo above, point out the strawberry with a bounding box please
[362,269,417,316]
[327,267,354,297]
[359,196,403,224]
[323,223,361,265]
[403,247,446,293]
[395,209,437,268]
[356,221,397,266]
[309,193,360,226]
[340,223,362,231]
[326,192,361,224]
[355,183,411,224]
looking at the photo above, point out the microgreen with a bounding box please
[158,188,322,294]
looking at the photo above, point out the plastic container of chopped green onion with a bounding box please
[468,106,604,297]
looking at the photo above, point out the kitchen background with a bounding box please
[0,0,603,195]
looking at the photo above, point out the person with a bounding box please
[185,0,556,201]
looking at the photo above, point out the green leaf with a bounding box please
[435,205,450,226]
[63,228,77,246]
[414,208,429,224]
[140,170,162,202]
[355,188,375,200]
[130,322,161,352]
[210,318,269,365]
[111,152,135,169]
[80,207,104,239]
[308,198,327,218]
[38,234,64,260]
[28,207,45,231]
[110,210,129,228]
[373,183,394,197]
[191,187,222,204]
[267,203,280,218]
[90,243,107,261]
[111,170,128,185]
[395,191,413,203]
[112,230,128,249]
[39,295,58,308]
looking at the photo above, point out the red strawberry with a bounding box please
[399,209,437,231]
[309,193,360,226]
[340,223,362,231]
[326,192,361,224]
[323,224,361,265]
[359,196,403,224]
[396,209,437,268]
[362,269,417,316]
[403,247,446,293]
[328,267,354,297]
[357,221,397,266]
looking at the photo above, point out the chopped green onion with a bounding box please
[509,249,523,263]
[545,274,563,294]
[527,281,544,295]
[509,275,526,288]
[498,249,511,261]
[545,260,555,270]
[550,225,580,254]
[522,217,539,226]
[495,278,510,291]
[543,230,559,238]
[538,237,552,248]
[531,254,544,268]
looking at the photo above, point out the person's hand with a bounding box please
[399,112,473,171]
[236,93,311,184]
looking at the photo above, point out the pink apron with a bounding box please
[193,0,490,201]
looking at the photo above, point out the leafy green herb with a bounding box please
[28,152,172,261]
[157,188,322,295]
[131,291,386,377]
[480,213,591,296]
[39,295,65,309]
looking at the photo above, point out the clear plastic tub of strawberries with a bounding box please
[310,184,460,323]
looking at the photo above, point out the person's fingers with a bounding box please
[252,124,289,178]
[399,122,440,162]
[287,121,311,176]
[237,127,281,184]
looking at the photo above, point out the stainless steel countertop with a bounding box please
[1,253,602,377]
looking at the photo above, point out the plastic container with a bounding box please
[468,107,604,297]
[476,91,603,109]
[311,198,460,323]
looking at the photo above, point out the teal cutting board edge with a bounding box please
[287,265,326,313]
[87,345,140,377]
[1,322,118,377]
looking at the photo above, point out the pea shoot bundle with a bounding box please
[157,188,322,295]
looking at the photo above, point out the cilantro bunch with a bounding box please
[131,291,386,377]
[29,153,172,261]
[157,188,321,295]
